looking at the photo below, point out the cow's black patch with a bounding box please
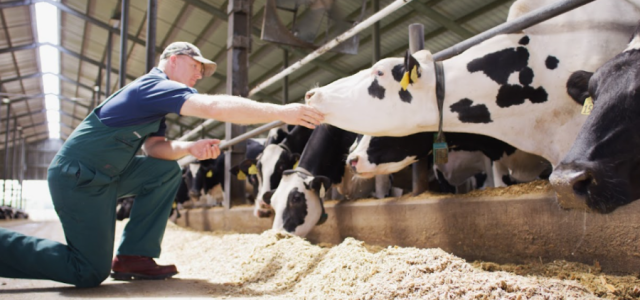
[282,187,308,233]
[474,173,488,188]
[392,64,404,82]
[368,79,386,99]
[519,36,530,45]
[450,98,493,123]
[545,56,559,70]
[496,84,548,107]
[519,67,534,86]
[399,89,412,103]
[467,47,529,85]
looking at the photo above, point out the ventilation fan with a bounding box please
[261,0,366,54]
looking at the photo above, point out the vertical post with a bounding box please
[371,0,390,199]
[146,0,157,73]
[224,0,252,208]
[10,117,17,207]
[371,0,380,65]
[18,129,24,210]
[119,0,129,89]
[106,32,113,96]
[2,98,11,206]
[408,23,430,196]
[282,49,289,104]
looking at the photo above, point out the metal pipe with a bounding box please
[283,49,289,104]
[106,32,113,96]
[2,99,10,206]
[178,0,413,142]
[146,0,157,73]
[119,0,129,88]
[249,0,414,97]
[10,117,17,206]
[178,120,284,167]
[432,0,595,61]
[19,129,24,210]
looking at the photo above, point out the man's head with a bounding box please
[159,42,217,87]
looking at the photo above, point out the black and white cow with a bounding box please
[268,124,360,236]
[305,0,639,167]
[247,125,314,218]
[550,25,640,213]
[347,132,551,191]
[191,139,265,202]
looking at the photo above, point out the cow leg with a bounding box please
[115,157,181,258]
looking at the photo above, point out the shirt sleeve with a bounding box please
[138,79,198,116]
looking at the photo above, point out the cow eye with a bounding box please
[377,70,384,76]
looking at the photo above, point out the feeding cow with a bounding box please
[240,125,314,218]
[268,124,375,236]
[348,132,551,191]
[190,138,265,203]
[550,24,640,213]
[305,0,640,167]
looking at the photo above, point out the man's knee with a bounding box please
[73,265,110,288]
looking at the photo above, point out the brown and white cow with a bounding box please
[305,0,640,167]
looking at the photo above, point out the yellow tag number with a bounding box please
[581,97,593,115]
[237,170,247,181]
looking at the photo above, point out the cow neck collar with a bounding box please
[434,61,446,142]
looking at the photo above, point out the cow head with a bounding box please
[550,40,640,213]
[347,132,431,178]
[250,144,300,218]
[270,169,331,237]
[305,50,437,137]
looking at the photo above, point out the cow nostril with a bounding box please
[569,171,593,196]
[349,157,358,168]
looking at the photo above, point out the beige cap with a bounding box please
[161,41,217,77]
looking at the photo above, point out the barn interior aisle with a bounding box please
[1,217,639,299]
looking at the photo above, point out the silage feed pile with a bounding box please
[150,222,613,300]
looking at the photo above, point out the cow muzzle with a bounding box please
[549,167,594,211]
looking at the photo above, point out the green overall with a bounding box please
[0,79,182,287]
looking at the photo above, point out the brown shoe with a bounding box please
[111,255,178,280]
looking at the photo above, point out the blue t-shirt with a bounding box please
[96,68,197,137]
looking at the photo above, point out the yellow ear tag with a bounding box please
[410,65,419,83]
[248,164,258,175]
[206,170,213,178]
[400,72,410,91]
[293,160,299,169]
[237,170,247,180]
[581,97,593,115]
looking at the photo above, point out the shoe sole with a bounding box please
[110,271,178,281]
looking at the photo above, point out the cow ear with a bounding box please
[401,50,423,91]
[310,176,331,199]
[566,70,594,105]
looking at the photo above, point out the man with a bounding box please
[0,42,323,287]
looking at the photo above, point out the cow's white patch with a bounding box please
[254,144,285,213]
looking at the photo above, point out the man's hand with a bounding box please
[279,103,324,129]
[188,139,221,160]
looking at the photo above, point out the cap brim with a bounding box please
[192,56,217,77]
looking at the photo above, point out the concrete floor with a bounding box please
[0,220,217,300]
